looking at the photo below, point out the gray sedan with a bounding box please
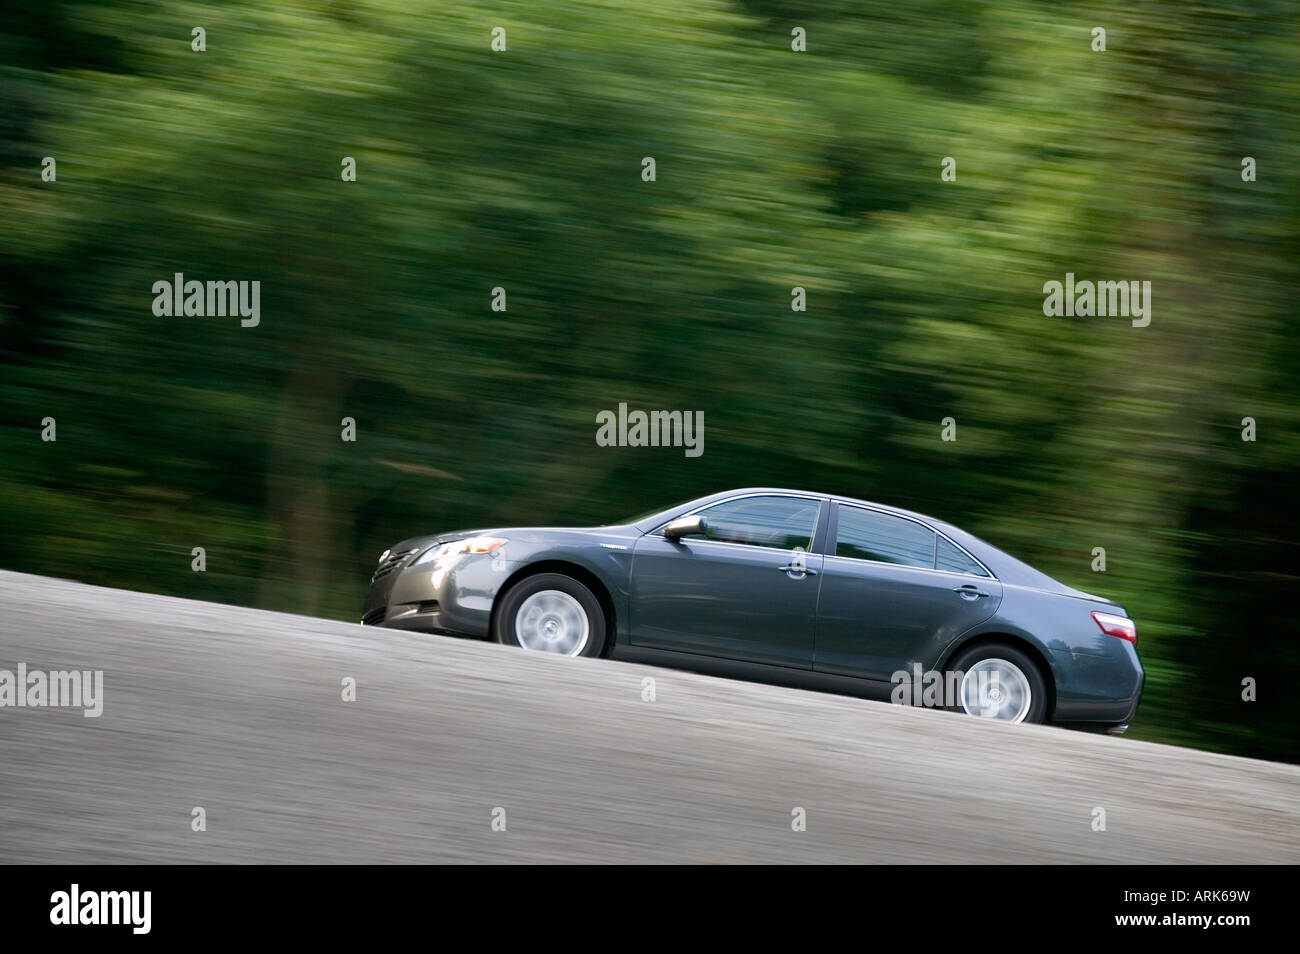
[362,488,1144,730]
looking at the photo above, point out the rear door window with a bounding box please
[935,535,990,577]
[834,506,935,569]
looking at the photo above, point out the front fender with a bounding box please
[472,533,637,639]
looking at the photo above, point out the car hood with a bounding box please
[385,524,620,555]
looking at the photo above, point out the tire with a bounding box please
[493,573,606,658]
[945,643,1048,724]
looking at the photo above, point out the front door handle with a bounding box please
[953,584,989,600]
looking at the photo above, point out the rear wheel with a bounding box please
[493,573,606,658]
[945,643,1048,724]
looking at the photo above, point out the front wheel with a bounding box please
[493,573,606,658]
[945,643,1048,724]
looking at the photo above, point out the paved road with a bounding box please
[0,570,1295,863]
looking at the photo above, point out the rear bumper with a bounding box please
[1050,642,1144,724]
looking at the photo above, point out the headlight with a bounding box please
[377,549,391,564]
[411,536,508,566]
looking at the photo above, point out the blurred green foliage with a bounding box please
[2,1,1297,761]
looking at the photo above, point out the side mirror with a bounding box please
[664,514,709,540]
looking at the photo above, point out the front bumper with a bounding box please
[361,547,505,638]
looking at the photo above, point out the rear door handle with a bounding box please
[953,584,989,600]
[778,562,817,577]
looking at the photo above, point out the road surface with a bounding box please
[0,571,1295,863]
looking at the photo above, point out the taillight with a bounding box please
[1092,611,1136,644]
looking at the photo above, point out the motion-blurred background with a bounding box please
[2,2,1297,761]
